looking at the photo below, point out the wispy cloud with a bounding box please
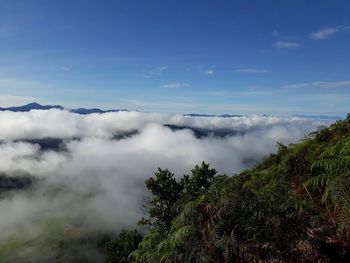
[310,25,350,40]
[235,69,268,73]
[194,90,276,98]
[273,41,300,49]
[204,69,214,75]
[60,66,71,72]
[141,66,167,78]
[282,80,350,89]
[162,82,190,89]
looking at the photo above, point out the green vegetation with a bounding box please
[128,116,350,262]
[104,230,143,263]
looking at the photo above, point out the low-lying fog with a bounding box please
[0,109,330,261]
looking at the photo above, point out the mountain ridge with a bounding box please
[0,102,128,115]
[0,102,344,119]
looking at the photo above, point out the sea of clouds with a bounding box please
[0,109,331,261]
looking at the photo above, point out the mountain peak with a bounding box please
[26,102,41,107]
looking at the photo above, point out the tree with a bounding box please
[104,230,142,263]
[143,168,182,227]
[181,162,217,200]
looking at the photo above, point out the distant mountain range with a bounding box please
[184,113,243,118]
[0,103,344,120]
[0,102,64,112]
[0,103,244,117]
[163,124,243,138]
[0,102,128,115]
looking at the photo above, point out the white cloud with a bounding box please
[273,41,300,49]
[141,66,167,78]
[310,25,350,40]
[162,82,190,89]
[0,110,324,140]
[0,110,330,260]
[204,69,214,75]
[282,80,350,89]
[235,69,268,73]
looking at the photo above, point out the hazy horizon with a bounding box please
[0,101,346,119]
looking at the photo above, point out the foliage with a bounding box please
[131,116,350,262]
[104,230,143,263]
[180,162,217,200]
[141,168,183,228]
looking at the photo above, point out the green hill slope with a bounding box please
[129,115,350,263]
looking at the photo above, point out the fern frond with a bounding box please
[169,225,194,248]
[305,173,332,189]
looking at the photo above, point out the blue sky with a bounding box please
[0,0,349,115]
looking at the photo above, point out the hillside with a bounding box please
[127,115,350,263]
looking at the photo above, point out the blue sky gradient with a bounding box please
[0,0,349,115]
